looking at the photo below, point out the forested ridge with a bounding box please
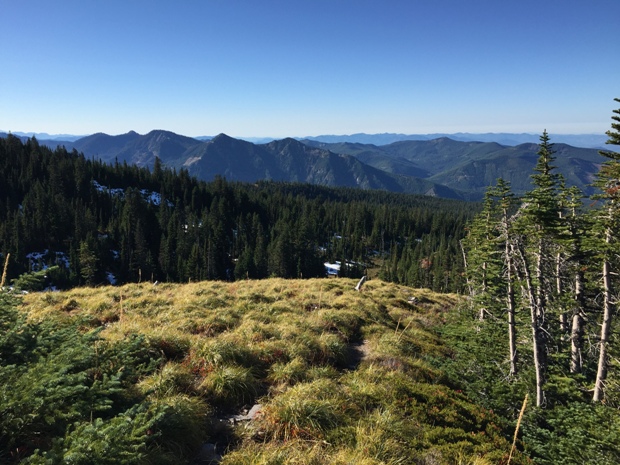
[0,134,473,292]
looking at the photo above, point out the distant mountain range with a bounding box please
[2,130,610,148]
[300,132,610,148]
[2,131,86,142]
[69,131,467,199]
[303,138,603,199]
[0,130,610,200]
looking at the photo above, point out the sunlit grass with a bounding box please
[18,278,527,464]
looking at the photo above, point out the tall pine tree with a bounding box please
[514,130,564,407]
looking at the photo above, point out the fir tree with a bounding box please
[592,99,620,402]
[514,130,564,407]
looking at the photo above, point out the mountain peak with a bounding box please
[212,133,233,141]
[145,129,177,137]
[209,133,255,148]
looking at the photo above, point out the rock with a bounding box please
[246,403,263,420]
[226,403,263,423]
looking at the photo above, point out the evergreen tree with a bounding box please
[592,99,620,402]
[463,179,519,375]
[0,136,474,290]
[462,186,503,320]
[513,130,564,407]
[558,185,589,374]
[79,238,99,286]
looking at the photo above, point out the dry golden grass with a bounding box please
[22,278,458,359]
[17,278,527,464]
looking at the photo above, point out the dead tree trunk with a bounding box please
[570,269,585,374]
[535,239,546,322]
[355,275,367,292]
[557,252,568,333]
[460,239,473,297]
[480,260,487,321]
[516,242,546,407]
[506,240,517,376]
[594,238,614,402]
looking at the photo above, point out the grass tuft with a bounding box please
[198,364,259,405]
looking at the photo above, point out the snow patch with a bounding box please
[106,272,117,285]
[92,180,124,197]
[92,181,172,206]
[26,250,69,271]
[141,189,161,205]
[55,252,70,269]
[26,251,47,270]
[324,261,341,276]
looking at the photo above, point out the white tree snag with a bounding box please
[594,245,614,402]
[355,275,367,292]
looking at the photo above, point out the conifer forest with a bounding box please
[0,134,471,292]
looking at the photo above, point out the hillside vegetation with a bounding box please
[2,278,529,464]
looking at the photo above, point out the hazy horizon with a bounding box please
[1,129,610,139]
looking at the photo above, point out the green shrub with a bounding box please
[27,402,164,465]
[523,403,620,465]
[146,394,211,463]
[11,266,61,292]
[0,298,161,462]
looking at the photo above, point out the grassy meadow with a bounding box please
[6,278,528,464]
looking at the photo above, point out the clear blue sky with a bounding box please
[1,0,618,138]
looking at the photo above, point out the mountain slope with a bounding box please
[308,138,603,197]
[180,134,285,181]
[301,141,432,179]
[181,135,466,199]
[35,131,461,198]
[71,131,142,160]
[302,138,506,178]
[73,130,202,167]
[383,138,506,173]
[428,142,601,196]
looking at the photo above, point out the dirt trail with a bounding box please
[346,339,371,369]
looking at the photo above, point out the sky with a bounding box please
[1,0,619,138]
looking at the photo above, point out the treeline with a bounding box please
[460,100,620,408]
[0,134,474,291]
